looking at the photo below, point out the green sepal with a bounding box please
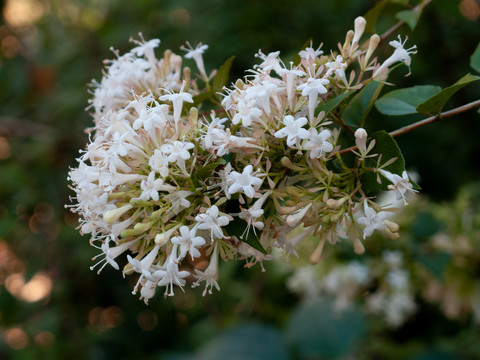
[416,73,480,115]
[375,85,442,116]
[224,200,267,254]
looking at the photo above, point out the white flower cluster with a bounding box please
[287,250,417,327]
[68,17,418,302]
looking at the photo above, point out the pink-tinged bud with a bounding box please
[355,128,368,156]
[353,17,367,45]
[364,34,380,68]
[309,238,325,265]
[353,237,365,255]
[385,220,400,233]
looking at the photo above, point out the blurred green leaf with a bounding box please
[375,85,441,116]
[317,90,356,117]
[168,323,289,360]
[194,159,226,181]
[364,0,388,33]
[416,73,480,115]
[212,56,235,92]
[286,297,366,359]
[470,42,480,73]
[396,9,420,31]
[192,90,216,107]
[416,252,451,280]
[342,81,383,127]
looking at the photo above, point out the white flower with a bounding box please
[192,243,220,296]
[254,50,281,73]
[130,37,160,66]
[324,55,347,85]
[304,128,333,158]
[378,169,418,205]
[299,46,323,62]
[373,36,417,77]
[159,81,194,124]
[274,115,310,148]
[386,269,409,291]
[127,244,160,293]
[232,99,263,127]
[227,165,263,198]
[90,239,134,274]
[154,248,190,297]
[357,201,388,239]
[171,226,206,260]
[149,149,170,178]
[382,250,403,268]
[164,191,193,214]
[161,140,195,175]
[139,171,175,201]
[277,62,306,107]
[195,205,230,241]
[182,42,209,79]
[297,77,330,121]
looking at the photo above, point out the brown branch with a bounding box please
[338,99,480,155]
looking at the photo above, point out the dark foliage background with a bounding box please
[0,0,479,359]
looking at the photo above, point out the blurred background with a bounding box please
[0,0,479,359]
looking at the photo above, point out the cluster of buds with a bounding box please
[68,17,418,302]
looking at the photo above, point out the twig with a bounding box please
[338,99,480,155]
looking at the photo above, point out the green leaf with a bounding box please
[192,90,216,107]
[470,42,480,73]
[360,130,415,194]
[375,85,442,116]
[364,0,388,34]
[286,297,366,359]
[342,81,383,128]
[212,56,235,92]
[416,73,480,115]
[396,9,421,31]
[224,200,267,254]
[316,90,356,117]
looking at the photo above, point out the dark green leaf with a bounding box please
[396,9,421,31]
[212,56,235,92]
[194,323,289,360]
[470,42,480,73]
[375,85,441,116]
[194,159,226,181]
[224,200,266,254]
[417,252,452,280]
[364,0,388,34]
[192,90,216,107]
[317,90,356,117]
[286,297,366,359]
[342,81,383,128]
[416,73,480,115]
[361,130,407,194]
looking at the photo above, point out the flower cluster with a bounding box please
[68,17,419,302]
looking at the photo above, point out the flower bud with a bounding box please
[353,17,367,45]
[364,34,380,66]
[385,220,400,233]
[309,238,325,265]
[104,204,133,224]
[355,128,368,157]
[353,237,365,255]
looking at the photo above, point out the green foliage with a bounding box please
[212,56,235,93]
[361,130,407,193]
[375,85,442,116]
[470,42,480,73]
[286,297,366,359]
[342,81,383,128]
[416,73,480,115]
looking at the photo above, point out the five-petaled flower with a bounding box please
[274,115,311,148]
